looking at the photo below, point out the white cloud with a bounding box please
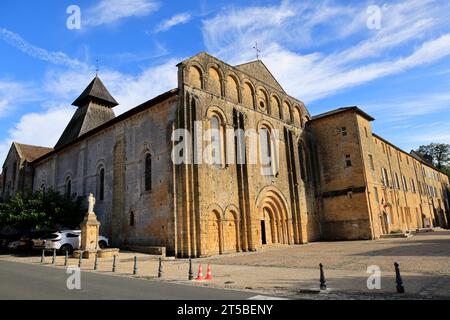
[365,91,450,122]
[0,24,180,164]
[0,58,179,162]
[43,59,179,115]
[202,0,450,103]
[0,27,88,69]
[0,79,37,117]
[8,107,74,146]
[154,13,192,33]
[0,106,74,162]
[84,0,160,27]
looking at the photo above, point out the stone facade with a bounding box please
[1,52,449,257]
[308,108,450,240]
[176,52,320,257]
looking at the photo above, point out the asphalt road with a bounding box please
[0,260,255,300]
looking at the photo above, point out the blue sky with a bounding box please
[0,0,450,162]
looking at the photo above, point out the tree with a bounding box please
[0,190,86,232]
[445,167,450,179]
[417,143,450,170]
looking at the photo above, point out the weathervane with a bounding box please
[253,42,261,60]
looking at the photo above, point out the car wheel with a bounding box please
[98,241,107,249]
[59,244,73,255]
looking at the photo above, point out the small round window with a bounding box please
[259,101,266,111]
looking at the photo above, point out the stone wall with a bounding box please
[33,96,178,253]
[309,108,450,240]
[176,52,320,257]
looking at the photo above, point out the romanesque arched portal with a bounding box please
[256,187,292,246]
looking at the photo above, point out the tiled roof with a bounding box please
[14,143,53,162]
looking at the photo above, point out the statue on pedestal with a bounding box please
[80,193,101,255]
[74,193,119,259]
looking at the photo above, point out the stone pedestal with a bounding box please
[75,193,120,259]
[80,211,101,252]
[78,193,101,258]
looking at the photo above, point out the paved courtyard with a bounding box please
[1,230,449,299]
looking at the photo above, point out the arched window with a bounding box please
[208,67,222,96]
[226,75,239,103]
[283,102,292,122]
[210,116,223,166]
[271,96,281,119]
[260,126,273,176]
[293,106,302,126]
[145,154,152,191]
[12,162,17,188]
[66,178,72,198]
[298,143,307,181]
[257,88,269,113]
[242,82,254,109]
[129,211,135,227]
[99,168,105,200]
[189,66,203,89]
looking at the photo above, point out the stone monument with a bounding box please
[73,193,101,259]
[73,193,120,259]
[81,193,101,252]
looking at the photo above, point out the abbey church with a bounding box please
[1,52,449,257]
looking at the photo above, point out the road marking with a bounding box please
[247,295,288,300]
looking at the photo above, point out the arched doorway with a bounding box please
[256,187,291,246]
[261,207,275,245]
[206,210,221,255]
[223,210,239,253]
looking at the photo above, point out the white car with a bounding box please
[33,230,109,254]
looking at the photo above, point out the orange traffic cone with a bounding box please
[195,264,204,281]
[205,264,213,280]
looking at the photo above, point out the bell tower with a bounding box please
[55,75,119,149]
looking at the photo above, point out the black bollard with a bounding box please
[188,258,194,281]
[94,252,98,271]
[64,251,68,267]
[78,252,83,268]
[158,258,163,278]
[394,262,405,293]
[319,263,327,290]
[133,256,138,275]
[112,255,117,272]
[52,249,56,265]
[41,249,45,264]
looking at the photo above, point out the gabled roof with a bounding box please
[72,75,119,108]
[310,106,375,122]
[13,142,53,162]
[235,60,286,93]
